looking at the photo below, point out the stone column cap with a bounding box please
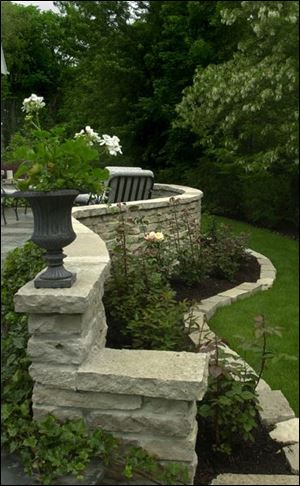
[14,264,110,314]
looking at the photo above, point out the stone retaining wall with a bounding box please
[72,183,203,250]
[14,213,208,485]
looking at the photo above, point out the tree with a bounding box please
[176,1,299,174]
[1,1,63,144]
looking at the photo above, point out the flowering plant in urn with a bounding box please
[10,94,122,193]
[7,94,123,289]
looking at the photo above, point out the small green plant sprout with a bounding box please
[235,314,298,389]
[197,333,260,454]
[120,446,189,485]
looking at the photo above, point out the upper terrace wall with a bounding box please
[72,183,203,250]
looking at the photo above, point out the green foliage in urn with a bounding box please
[6,94,123,193]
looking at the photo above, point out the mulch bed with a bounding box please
[105,255,293,484]
[194,416,292,484]
[170,254,260,302]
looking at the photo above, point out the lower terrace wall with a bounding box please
[14,193,208,485]
[72,183,203,250]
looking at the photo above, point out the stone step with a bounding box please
[211,474,299,485]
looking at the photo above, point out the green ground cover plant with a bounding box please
[202,215,299,414]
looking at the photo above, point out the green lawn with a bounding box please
[202,215,299,415]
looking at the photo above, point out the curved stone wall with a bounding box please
[72,183,203,250]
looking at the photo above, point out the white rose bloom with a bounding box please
[144,231,164,242]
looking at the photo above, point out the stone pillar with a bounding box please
[14,218,209,484]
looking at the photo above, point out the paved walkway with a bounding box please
[1,207,33,266]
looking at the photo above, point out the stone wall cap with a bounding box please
[14,264,109,314]
[77,348,209,401]
[72,183,203,219]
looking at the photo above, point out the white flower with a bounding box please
[144,231,164,242]
[22,94,45,113]
[74,126,102,145]
[99,134,122,156]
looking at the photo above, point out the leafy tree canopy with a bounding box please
[176,1,299,174]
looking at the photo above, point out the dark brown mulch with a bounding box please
[171,255,260,303]
[194,416,292,485]
[105,255,260,349]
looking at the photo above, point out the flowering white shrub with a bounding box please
[75,128,122,155]
[74,126,102,145]
[100,134,123,156]
[176,1,299,172]
[22,94,45,113]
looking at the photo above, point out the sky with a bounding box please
[12,1,60,13]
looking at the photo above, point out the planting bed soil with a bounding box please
[195,416,292,484]
[105,254,260,349]
[171,254,260,303]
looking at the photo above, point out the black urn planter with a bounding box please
[15,190,79,289]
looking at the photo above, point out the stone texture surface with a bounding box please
[73,183,203,250]
[211,474,299,485]
[14,264,110,314]
[258,390,295,427]
[270,418,299,445]
[283,444,299,475]
[77,348,209,401]
[27,322,106,365]
[218,288,249,301]
[114,423,198,461]
[33,405,83,421]
[87,405,196,437]
[33,384,143,410]
[29,363,77,389]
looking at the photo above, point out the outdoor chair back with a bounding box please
[74,168,154,206]
[105,169,154,203]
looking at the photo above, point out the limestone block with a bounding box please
[260,270,276,279]
[114,423,198,462]
[237,281,263,294]
[28,300,106,336]
[77,348,209,401]
[142,397,195,415]
[33,384,143,410]
[14,264,110,314]
[33,405,83,421]
[64,232,109,262]
[29,363,77,389]
[255,379,271,393]
[283,443,299,474]
[257,277,274,290]
[218,287,249,302]
[27,321,107,365]
[87,406,196,437]
[259,261,276,272]
[270,418,299,445]
[258,390,295,427]
[197,295,232,318]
